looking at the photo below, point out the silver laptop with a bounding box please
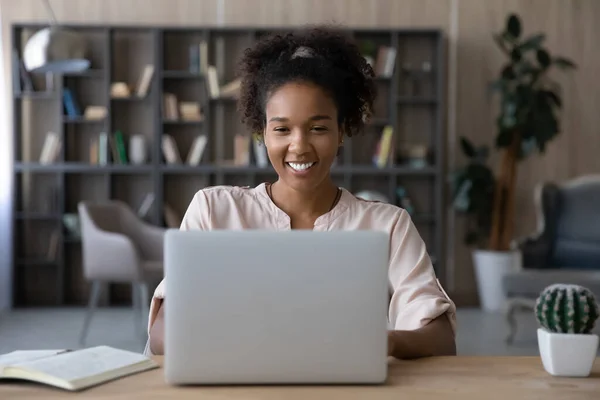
[163,229,390,385]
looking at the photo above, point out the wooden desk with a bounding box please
[1,356,599,399]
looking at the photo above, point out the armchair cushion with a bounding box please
[519,177,600,270]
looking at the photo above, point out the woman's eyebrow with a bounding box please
[268,115,332,122]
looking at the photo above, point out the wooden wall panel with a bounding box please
[2,0,599,306]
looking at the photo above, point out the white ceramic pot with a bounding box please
[472,249,521,312]
[129,134,147,164]
[538,328,599,377]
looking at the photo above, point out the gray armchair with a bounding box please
[503,175,600,343]
[78,200,165,346]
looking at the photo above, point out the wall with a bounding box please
[1,0,599,308]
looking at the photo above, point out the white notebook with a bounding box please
[0,346,158,391]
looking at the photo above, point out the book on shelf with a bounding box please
[199,41,209,74]
[62,88,81,118]
[162,93,179,120]
[206,66,220,99]
[137,193,155,220]
[135,64,155,98]
[188,41,208,74]
[373,125,395,168]
[91,131,127,165]
[161,134,181,164]
[374,46,397,78]
[98,133,109,165]
[187,135,208,165]
[113,131,128,164]
[39,132,61,164]
[0,346,158,392]
[219,78,241,99]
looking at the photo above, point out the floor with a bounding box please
[0,307,562,356]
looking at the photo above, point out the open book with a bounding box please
[0,346,158,391]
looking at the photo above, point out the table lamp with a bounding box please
[22,0,90,73]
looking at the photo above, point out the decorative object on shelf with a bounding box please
[62,213,81,239]
[83,106,107,121]
[400,144,429,169]
[23,0,90,73]
[451,13,577,312]
[535,284,599,377]
[354,190,389,204]
[178,102,203,121]
[129,135,147,165]
[396,186,415,215]
[110,82,131,98]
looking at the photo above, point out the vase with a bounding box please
[472,249,521,312]
[129,134,147,164]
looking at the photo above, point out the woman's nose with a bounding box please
[289,130,311,152]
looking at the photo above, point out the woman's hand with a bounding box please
[387,313,456,359]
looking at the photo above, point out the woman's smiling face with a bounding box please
[263,81,343,193]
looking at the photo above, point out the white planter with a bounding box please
[538,328,599,377]
[472,249,521,312]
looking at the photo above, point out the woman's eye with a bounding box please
[312,126,328,132]
[274,127,288,132]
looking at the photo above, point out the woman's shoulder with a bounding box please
[194,183,267,204]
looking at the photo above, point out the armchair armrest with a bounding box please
[81,229,142,282]
[130,219,166,262]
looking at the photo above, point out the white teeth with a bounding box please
[287,162,314,171]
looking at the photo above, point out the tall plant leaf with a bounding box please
[460,137,477,158]
[536,49,551,68]
[543,90,562,108]
[554,57,577,69]
[506,14,521,38]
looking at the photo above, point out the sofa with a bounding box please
[503,175,600,343]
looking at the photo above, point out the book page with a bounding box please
[10,346,156,384]
[0,350,68,368]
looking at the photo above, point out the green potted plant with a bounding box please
[452,12,576,311]
[536,284,599,377]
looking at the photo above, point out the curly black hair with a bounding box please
[237,25,377,138]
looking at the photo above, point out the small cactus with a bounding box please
[535,284,600,334]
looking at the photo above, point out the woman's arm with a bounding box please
[387,313,456,359]
[149,300,165,355]
[386,209,457,358]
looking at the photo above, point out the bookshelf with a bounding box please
[10,24,445,307]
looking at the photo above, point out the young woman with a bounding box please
[146,26,456,359]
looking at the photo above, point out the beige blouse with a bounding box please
[144,183,456,355]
